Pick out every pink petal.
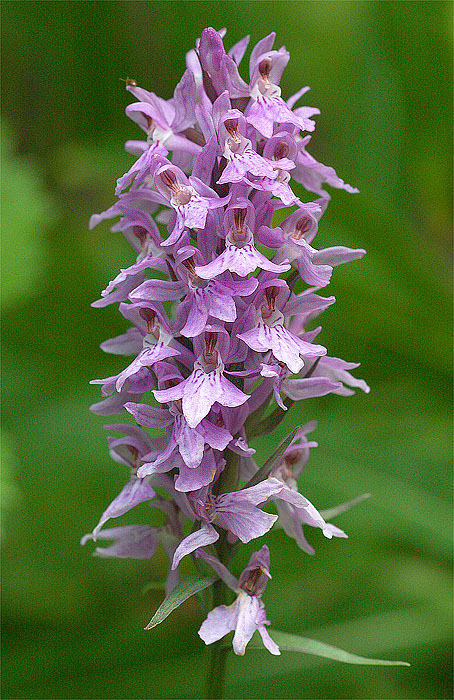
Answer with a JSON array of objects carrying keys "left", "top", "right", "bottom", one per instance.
[
  {"left": 198, "top": 604, "right": 237, "bottom": 645},
  {"left": 171, "top": 522, "right": 219, "bottom": 570}
]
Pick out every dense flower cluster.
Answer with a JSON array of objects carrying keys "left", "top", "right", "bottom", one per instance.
[{"left": 83, "top": 28, "right": 368, "bottom": 656}]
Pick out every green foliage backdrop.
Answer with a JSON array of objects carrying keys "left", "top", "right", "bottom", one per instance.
[{"left": 1, "top": 2, "right": 452, "bottom": 698}]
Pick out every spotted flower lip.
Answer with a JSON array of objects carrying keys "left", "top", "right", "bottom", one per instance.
[
  {"left": 150, "top": 328, "right": 250, "bottom": 430},
  {"left": 86, "top": 26, "right": 368, "bottom": 660},
  {"left": 153, "top": 358, "right": 249, "bottom": 429},
  {"left": 238, "top": 319, "right": 326, "bottom": 375},
  {"left": 194, "top": 240, "right": 290, "bottom": 279}
]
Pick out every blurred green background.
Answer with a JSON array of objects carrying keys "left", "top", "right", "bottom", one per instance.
[{"left": 1, "top": 2, "right": 452, "bottom": 698}]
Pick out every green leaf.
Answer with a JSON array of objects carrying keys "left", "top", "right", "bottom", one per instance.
[
  {"left": 245, "top": 425, "right": 302, "bottom": 489},
  {"left": 144, "top": 574, "right": 217, "bottom": 630},
  {"left": 249, "top": 629, "right": 410, "bottom": 666},
  {"left": 320, "top": 493, "right": 371, "bottom": 521}
]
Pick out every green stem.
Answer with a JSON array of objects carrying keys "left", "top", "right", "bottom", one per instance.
[
  {"left": 204, "top": 449, "right": 239, "bottom": 699},
  {"left": 205, "top": 638, "right": 229, "bottom": 699},
  {"left": 204, "top": 578, "right": 229, "bottom": 699}
]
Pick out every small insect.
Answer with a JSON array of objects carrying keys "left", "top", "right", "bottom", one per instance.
[{"left": 120, "top": 77, "right": 137, "bottom": 87}]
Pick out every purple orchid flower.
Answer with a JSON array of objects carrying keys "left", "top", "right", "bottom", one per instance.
[
  {"left": 172, "top": 244, "right": 258, "bottom": 337},
  {"left": 246, "top": 39, "right": 318, "bottom": 138},
  {"left": 115, "top": 69, "right": 201, "bottom": 194},
  {"left": 270, "top": 427, "right": 348, "bottom": 553},
  {"left": 198, "top": 545, "right": 280, "bottom": 656},
  {"left": 153, "top": 330, "right": 249, "bottom": 428},
  {"left": 217, "top": 110, "right": 294, "bottom": 186},
  {"left": 152, "top": 157, "right": 230, "bottom": 247},
  {"left": 86, "top": 27, "right": 368, "bottom": 670},
  {"left": 237, "top": 282, "right": 327, "bottom": 374},
  {"left": 170, "top": 478, "right": 285, "bottom": 570},
  {"left": 124, "top": 400, "right": 231, "bottom": 471},
  {"left": 194, "top": 200, "right": 290, "bottom": 279},
  {"left": 93, "top": 306, "right": 180, "bottom": 394}
]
